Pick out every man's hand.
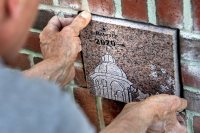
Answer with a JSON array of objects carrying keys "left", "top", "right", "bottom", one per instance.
[
  {"left": 24, "top": 11, "right": 91, "bottom": 86},
  {"left": 101, "top": 94, "right": 187, "bottom": 133}
]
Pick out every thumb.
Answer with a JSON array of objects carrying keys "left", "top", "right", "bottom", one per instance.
[
  {"left": 63, "top": 11, "right": 91, "bottom": 36},
  {"left": 43, "top": 16, "right": 74, "bottom": 33}
]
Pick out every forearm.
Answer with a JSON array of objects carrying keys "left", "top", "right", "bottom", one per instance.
[
  {"left": 101, "top": 119, "right": 148, "bottom": 133},
  {"left": 100, "top": 105, "right": 153, "bottom": 133},
  {"left": 23, "top": 57, "right": 73, "bottom": 85}
]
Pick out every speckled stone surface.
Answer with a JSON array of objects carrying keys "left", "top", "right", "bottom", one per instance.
[{"left": 80, "top": 15, "right": 179, "bottom": 103}]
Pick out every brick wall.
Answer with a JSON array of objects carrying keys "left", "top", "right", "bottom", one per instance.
[{"left": 13, "top": 0, "right": 200, "bottom": 132}]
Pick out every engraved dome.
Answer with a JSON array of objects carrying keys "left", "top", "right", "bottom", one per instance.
[{"left": 94, "top": 54, "right": 127, "bottom": 78}]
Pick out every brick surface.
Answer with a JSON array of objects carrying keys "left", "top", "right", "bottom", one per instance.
[
  {"left": 184, "top": 90, "right": 200, "bottom": 113},
  {"left": 33, "top": 10, "right": 55, "bottom": 30},
  {"left": 76, "top": 52, "right": 83, "bottom": 63},
  {"left": 88, "top": 0, "right": 115, "bottom": 16},
  {"left": 40, "top": 0, "right": 53, "bottom": 5},
  {"left": 74, "top": 66, "right": 87, "bottom": 87},
  {"left": 59, "top": 0, "right": 82, "bottom": 10},
  {"left": 156, "top": 0, "right": 183, "bottom": 28},
  {"left": 192, "top": 0, "right": 200, "bottom": 32},
  {"left": 193, "top": 116, "right": 200, "bottom": 133},
  {"left": 6, "top": 54, "right": 31, "bottom": 70},
  {"left": 24, "top": 32, "right": 41, "bottom": 53},
  {"left": 122, "top": 0, "right": 148, "bottom": 22},
  {"left": 181, "top": 64, "right": 200, "bottom": 89},
  {"left": 74, "top": 88, "right": 125, "bottom": 130},
  {"left": 180, "top": 38, "right": 200, "bottom": 61}
]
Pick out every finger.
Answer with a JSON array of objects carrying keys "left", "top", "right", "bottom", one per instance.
[
  {"left": 63, "top": 11, "right": 91, "bottom": 36},
  {"left": 145, "top": 95, "right": 187, "bottom": 114},
  {"left": 156, "top": 95, "right": 187, "bottom": 112},
  {"left": 57, "top": 17, "right": 74, "bottom": 28},
  {"left": 44, "top": 16, "right": 74, "bottom": 32},
  {"left": 72, "top": 37, "right": 82, "bottom": 53},
  {"left": 171, "top": 98, "right": 187, "bottom": 112}
]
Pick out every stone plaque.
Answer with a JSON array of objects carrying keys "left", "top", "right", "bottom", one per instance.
[{"left": 80, "top": 15, "right": 180, "bottom": 103}]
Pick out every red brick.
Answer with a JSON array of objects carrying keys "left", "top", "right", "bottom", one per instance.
[
  {"left": 76, "top": 53, "right": 83, "bottom": 63},
  {"left": 74, "top": 88, "right": 125, "bottom": 130},
  {"left": 40, "top": 0, "right": 53, "bottom": 5},
  {"left": 74, "top": 65, "right": 87, "bottom": 87},
  {"left": 122, "top": 0, "right": 148, "bottom": 22},
  {"left": 181, "top": 64, "right": 200, "bottom": 89},
  {"left": 156, "top": 0, "right": 183, "bottom": 28},
  {"left": 59, "top": 0, "right": 82, "bottom": 10},
  {"left": 5, "top": 54, "right": 31, "bottom": 70},
  {"left": 180, "top": 38, "right": 200, "bottom": 61},
  {"left": 192, "top": 0, "right": 200, "bottom": 32},
  {"left": 88, "top": 0, "right": 115, "bottom": 16},
  {"left": 33, "top": 10, "right": 55, "bottom": 30},
  {"left": 193, "top": 116, "right": 200, "bottom": 133},
  {"left": 24, "top": 32, "right": 41, "bottom": 53},
  {"left": 184, "top": 90, "right": 200, "bottom": 113}
]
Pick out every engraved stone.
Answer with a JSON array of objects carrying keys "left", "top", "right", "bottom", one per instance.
[{"left": 80, "top": 15, "right": 180, "bottom": 103}]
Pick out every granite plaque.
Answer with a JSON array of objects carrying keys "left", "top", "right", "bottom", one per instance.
[{"left": 80, "top": 15, "right": 180, "bottom": 103}]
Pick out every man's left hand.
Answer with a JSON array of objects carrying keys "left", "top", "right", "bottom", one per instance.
[{"left": 24, "top": 11, "right": 91, "bottom": 87}]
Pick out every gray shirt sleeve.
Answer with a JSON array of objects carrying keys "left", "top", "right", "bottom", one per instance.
[
  {"left": 57, "top": 94, "right": 95, "bottom": 133},
  {"left": 0, "top": 67, "right": 95, "bottom": 133}
]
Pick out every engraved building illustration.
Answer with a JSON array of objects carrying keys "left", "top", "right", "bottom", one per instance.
[{"left": 90, "top": 53, "right": 149, "bottom": 102}]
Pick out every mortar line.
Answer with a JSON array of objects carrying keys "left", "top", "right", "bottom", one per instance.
[
  {"left": 183, "top": 0, "right": 193, "bottom": 31},
  {"left": 95, "top": 97, "right": 105, "bottom": 130},
  {"left": 180, "top": 30, "right": 200, "bottom": 40},
  {"left": 39, "top": 4, "right": 78, "bottom": 16},
  {"left": 186, "top": 110, "right": 194, "bottom": 133},
  {"left": 28, "top": 55, "right": 35, "bottom": 67},
  {"left": 53, "top": 0, "right": 59, "bottom": 6},
  {"left": 81, "top": 0, "right": 90, "bottom": 12},
  {"left": 181, "top": 59, "right": 200, "bottom": 66},
  {"left": 147, "top": 0, "right": 157, "bottom": 25},
  {"left": 20, "top": 49, "right": 43, "bottom": 58},
  {"left": 113, "top": 0, "right": 123, "bottom": 18},
  {"left": 186, "top": 110, "right": 200, "bottom": 133},
  {"left": 74, "top": 62, "right": 83, "bottom": 68},
  {"left": 65, "top": 81, "right": 76, "bottom": 102},
  {"left": 30, "top": 28, "right": 42, "bottom": 33},
  {"left": 184, "top": 86, "right": 200, "bottom": 94}
]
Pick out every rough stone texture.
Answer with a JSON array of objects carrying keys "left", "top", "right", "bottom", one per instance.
[
  {"left": 40, "top": 0, "right": 53, "bottom": 5},
  {"left": 24, "top": 32, "right": 41, "bottom": 53},
  {"left": 59, "top": 0, "right": 82, "bottom": 10},
  {"left": 74, "top": 88, "right": 124, "bottom": 130},
  {"left": 122, "top": 0, "right": 148, "bottom": 22},
  {"left": 33, "top": 10, "right": 55, "bottom": 30},
  {"left": 88, "top": 0, "right": 115, "bottom": 16},
  {"left": 74, "top": 66, "right": 87, "bottom": 87},
  {"left": 184, "top": 90, "right": 200, "bottom": 113},
  {"left": 80, "top": 16, "right": 178, "bottom": 102},
  {"left": 192, "top": 0, "right": 200, "bottom": 32},
  {"left": 180, "top": 38, "right": 200, "bottom": 62},
  {"left": 6, "top": 54, "right": 31, "bottom": 70},
  {"left": 193, "top": 116, "right": 200, "bottom": 133},
  {"left": 181, "top": 64, "right": 200, "bottom": 89},
  {"left": 156, "top": 0, "right": 183, "bottom": 28}
]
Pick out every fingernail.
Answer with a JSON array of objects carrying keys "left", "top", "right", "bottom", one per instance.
[{"left": 80, "top": 11, "right": 91, "bottom": 19}]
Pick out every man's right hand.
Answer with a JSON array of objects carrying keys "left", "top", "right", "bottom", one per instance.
[
  {"left": 101, "top": 94, "right": 187, "bottom": 133},
  {"left": 24, "top": 11, "right": 91, "bottom": 86}
]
